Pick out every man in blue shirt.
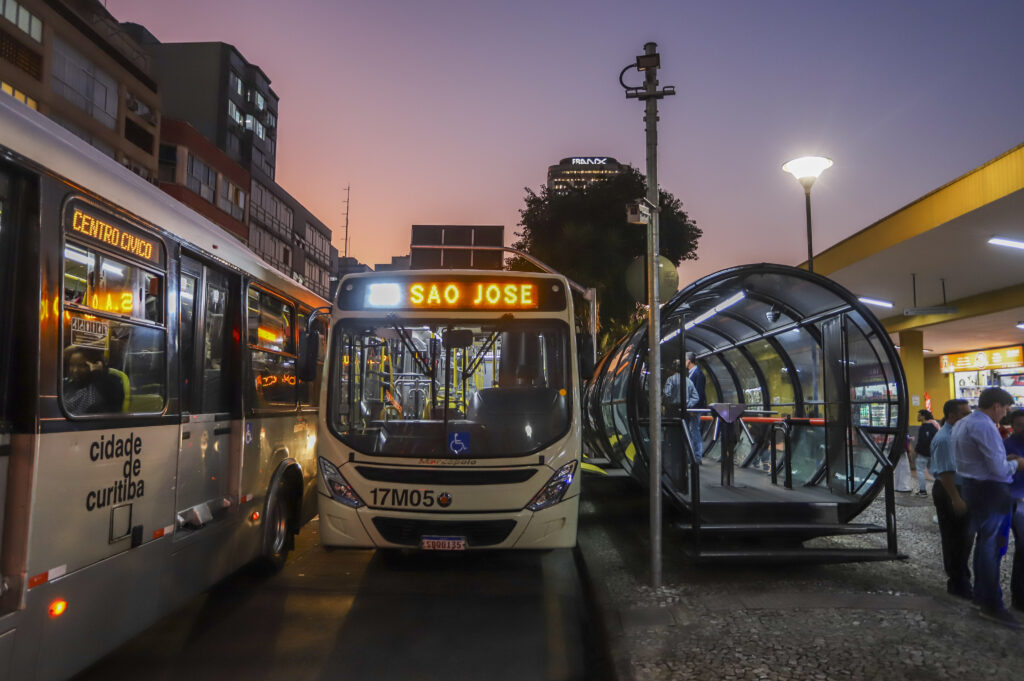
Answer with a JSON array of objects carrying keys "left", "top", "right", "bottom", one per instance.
[
  {"left": 1001, "top": 408, "right": 1024, "bottom": 611},
  {"left": 663, "top": 359, "right": 700, "bottom": 484},
  {"left": 930, "top": 398, "right": 972, "bottom": 599},
  {"left": 955, "top": 387, "right": 1022, "bottom": 628},
  {"left": 685, "top": 352, "right": 707, "bottom": 462}
]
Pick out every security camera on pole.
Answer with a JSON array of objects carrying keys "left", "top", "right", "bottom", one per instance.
[{"left": 621, "top": 42, "right": 675, "bottom": 588}]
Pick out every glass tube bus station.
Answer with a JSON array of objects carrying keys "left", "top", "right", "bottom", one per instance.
[{"left": 584, "top": 263, "right": 909, "bottom": 561}]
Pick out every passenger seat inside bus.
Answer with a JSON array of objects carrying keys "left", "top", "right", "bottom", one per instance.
[{"left": 107, "top": 367, "right": 130, "bottom": 412}]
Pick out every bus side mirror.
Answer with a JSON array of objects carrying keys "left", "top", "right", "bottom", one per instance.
[
  {"left": 297, "top": 328, "right": 321, "bottom": 382},
  {"left": 578, "top": 333, "right": 595, "bottom": 380}
]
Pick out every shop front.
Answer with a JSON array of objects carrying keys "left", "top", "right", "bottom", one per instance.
[{"left": 939, "top": 345, "right": 1024, "bottom": 408}]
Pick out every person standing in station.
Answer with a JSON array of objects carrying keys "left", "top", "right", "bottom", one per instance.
[
  {"left": 685, "top": 352, "right": 706, "bottom": 463},
  {"left": 664, "top": 359, "right": 700, "bottom": 479},
  {"left": 913, "top": 409, "right": 941, "bottom": 497},
  {"left": 955, "top": 387, "right": 1022, "bottom": 628},
  {"left": 930, "top": 399, "right": 972, "bottom": 600},
  {"left": 1000, "top": 408, "right": 1024, "bottom": 612}
]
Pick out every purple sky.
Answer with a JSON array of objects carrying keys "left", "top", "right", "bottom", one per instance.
[{"left": 105, "top": 0, "right": 1024, "bottom": 281}]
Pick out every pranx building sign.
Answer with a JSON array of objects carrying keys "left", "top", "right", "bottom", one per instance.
[{"left": 547, "top": 156, "right": 623, "bottom": 194}]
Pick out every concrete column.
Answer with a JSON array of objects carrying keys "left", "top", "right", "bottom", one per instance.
[
  {"left": 924, "top": 356, "right": 951, "bottom": 410},
  {"left": 899, "top": 329, "right": 925, "bottom": 411}
]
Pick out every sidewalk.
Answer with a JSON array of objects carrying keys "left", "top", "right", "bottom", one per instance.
[{"left": 577, "top": 474, "right": 1024, "bottom": 681}]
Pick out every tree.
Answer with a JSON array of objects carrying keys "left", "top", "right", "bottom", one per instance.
[{"left": 509, "top": 166, "right": 701, "bottom": 350}]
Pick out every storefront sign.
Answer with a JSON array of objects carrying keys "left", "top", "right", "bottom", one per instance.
[{"left": 939, "top": 345, "right": 1024, "bottom": 373}]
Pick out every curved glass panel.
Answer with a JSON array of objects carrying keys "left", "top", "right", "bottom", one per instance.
[
  {"left": 746, "top": 338, "right": 795, "bottom": 415},
  {"left": 774, "top": 327, "right": 822, "bottom": 415},
  {"left": 701, "top": 353, "right": 737, "bottom": 402}
]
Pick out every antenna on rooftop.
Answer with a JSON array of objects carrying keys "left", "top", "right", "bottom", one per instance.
[{"left": 342, "top": 185, "right": 351, "bottom": 258}]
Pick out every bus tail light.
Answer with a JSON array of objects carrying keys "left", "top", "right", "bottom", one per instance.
[
  {"left": 49, "top": 600, "right": 67, "bottom": 618},
  {"left": 527, "top": 461, "right": 577, "bottom": 511},
  {"left": 318, "top": 457, "right": 365, "bottom": 508}
]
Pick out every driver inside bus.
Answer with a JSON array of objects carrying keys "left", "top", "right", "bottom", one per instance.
[{"left": 64, "top": 347, "right": 124, "bottom": 414}]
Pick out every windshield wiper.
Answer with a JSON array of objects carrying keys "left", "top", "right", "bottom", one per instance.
[
  {"left": 464, "top": 330, "right": 500, "bottom": 381},
  {"left": 385, "top": 314, "right": 434, "bottom": 379},
  {"left": 462, "top": 314, "right": 512, "bottom": 381}
]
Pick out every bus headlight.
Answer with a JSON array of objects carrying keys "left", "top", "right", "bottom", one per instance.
[
  {"left": 527, "top": 461, "right": 577, "bottom": 511},
  {"left": 318, "top": 457, "right": 365, "bottom": 508}
]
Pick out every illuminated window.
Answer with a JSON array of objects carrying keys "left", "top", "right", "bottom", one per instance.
[
  {"left": 61, "top": 236, "right": 167, "bottom": 416},
  {"left": 229, "top": 71, "right": 243, "bottom": 96},
  {"left": 0, "top": 80, "right": 36, "bottom": 109},
  {"left": 218, "top": 179, "right": 246, "bottom": 221},
  {"left": 227, "top": 99, "right": 243, "bottom": 127},
  {"left": 247, "top": 286, "right": 296, "bottom": 409}
]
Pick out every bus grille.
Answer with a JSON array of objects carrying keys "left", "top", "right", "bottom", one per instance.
[
  {"left": 372, "top": 517, "right": 518, "bottom": 547},
  {"left": 356, "top": 466, "right": 537, "bottom": 485}
]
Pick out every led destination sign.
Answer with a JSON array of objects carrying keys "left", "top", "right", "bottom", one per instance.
[
  {"left": 338, "top": 275, "right": 566, "bottom": 312},
  {"left": 66, "top": 204, "right": 163, "bottom": 267},
  {"left": 408, "top": 281, "right": 535, "bottom": 308}
]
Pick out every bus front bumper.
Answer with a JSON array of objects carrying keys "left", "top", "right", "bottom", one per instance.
[{"left": 318, "top": 493, "right": 579, "bottom": 550}]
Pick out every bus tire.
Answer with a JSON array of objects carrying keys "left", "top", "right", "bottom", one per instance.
[{"left": 260, "top": 482, "right": 294, "bottom": 572}]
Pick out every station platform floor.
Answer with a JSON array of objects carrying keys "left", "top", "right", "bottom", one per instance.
[{"left": 576, "top": 473, "right": 1024, "bottom": 681}]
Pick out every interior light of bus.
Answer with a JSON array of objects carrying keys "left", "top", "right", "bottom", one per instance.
[
  {"left": 101, "top": 262, "right": 124, "bottom": 276},
  {"left": 366, "top": 282, "right": 401, "bottom": 307},
  {"left": 64, "top": 246, "right": 92, "bottom": 265},
  {"left": 49, "top": 599, "right": 67, "bottom": 618},
  {"left": 257, "top": 327, "right": 281, "bottom": 344}
]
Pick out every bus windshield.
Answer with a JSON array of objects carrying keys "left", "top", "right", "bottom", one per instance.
[{"left": 328, "top": 318, "right": 572, "bottom": 458}]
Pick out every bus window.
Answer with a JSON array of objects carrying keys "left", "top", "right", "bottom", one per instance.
[
  {"left": 63, "top": 243, "right": 92, "bottom": 305},
  {"left": 61, "top": 314, "right": 166, "bottom": 415},
  {"left": 61, "top": 240, "right": 167, "bottom": 416},
  {"left": 202, "top": 279, "right": 230, "bottom": 412},
  {"left": 248, "top": 286, "right": 296, "bottom": 409},
  {"left": 63, "top": 243, "right": 164, "bottom": 322}
]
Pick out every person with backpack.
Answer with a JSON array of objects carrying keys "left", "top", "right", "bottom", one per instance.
[{"left": 913, "top": 409, "right": 941, "bottom": 497}]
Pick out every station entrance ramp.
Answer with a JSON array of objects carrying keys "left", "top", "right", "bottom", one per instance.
[{"left": 583, "top": 263, "right": 908, "bottom": 562}]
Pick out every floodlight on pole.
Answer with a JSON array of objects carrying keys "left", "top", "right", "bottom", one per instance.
[{"left": 782, "top": 155, "right": 833, "bottom": 273}]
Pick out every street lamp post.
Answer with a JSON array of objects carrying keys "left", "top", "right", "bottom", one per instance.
[
  {"left": 782, "top": 156, "right": 833, "bottom": 273},
  {"left": 621, "top": 42, "right": 675, "bottom": 588}
]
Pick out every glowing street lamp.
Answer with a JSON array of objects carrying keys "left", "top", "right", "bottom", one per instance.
[{"left": 782, "top": 155, "right": 833, "bottom": 273}]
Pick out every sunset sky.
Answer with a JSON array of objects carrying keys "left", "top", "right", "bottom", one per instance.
[{"left": 105, "top": 0, "right": 1024, "bottom": 282}]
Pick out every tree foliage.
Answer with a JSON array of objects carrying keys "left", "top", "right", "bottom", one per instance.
[{"left": 509, "top": 166, "right": 701, "bottom": 349}]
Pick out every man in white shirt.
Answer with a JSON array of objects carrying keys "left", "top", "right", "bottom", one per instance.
[{"left": 954, "top": 387, "right": 1022, "bottom": 628}]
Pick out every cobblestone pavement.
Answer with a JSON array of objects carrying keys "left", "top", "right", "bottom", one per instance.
[{"left": 577, "top": 473, "right": 1024, "bottom": 681}]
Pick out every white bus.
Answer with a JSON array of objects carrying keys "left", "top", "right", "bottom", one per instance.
[
  {"left": 307, "top": 271, "right": 583, "bottom": 550},
  {"left": 0, "top": 97, "right": 325, "bottom": 680}
]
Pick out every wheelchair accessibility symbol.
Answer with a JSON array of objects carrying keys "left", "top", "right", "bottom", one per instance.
[{"left": 448, "top": 432, "right": 470, "bottom": 456}]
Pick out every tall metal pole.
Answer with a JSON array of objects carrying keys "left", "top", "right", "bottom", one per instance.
[
  {"left": 803, "top": 186, "right": 813, "bottom": 273},
  {"left": 623, "top": 42, "right": 674, "bottom": 588},
  {"left": 642, "top": 42, "right": 664, "bottom": 589}
]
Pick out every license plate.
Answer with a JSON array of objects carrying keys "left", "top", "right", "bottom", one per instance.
[{"left": 420, "top": 535, "right": 466, "bottom": 551}]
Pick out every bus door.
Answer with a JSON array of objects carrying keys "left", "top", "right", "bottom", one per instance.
[{"left": 177, "top": 256, "right": 240, "bottom": 531}]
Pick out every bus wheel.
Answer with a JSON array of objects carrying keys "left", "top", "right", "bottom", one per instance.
[{"left": 261, "top": 483, "right": 293, "bottom": 572}]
